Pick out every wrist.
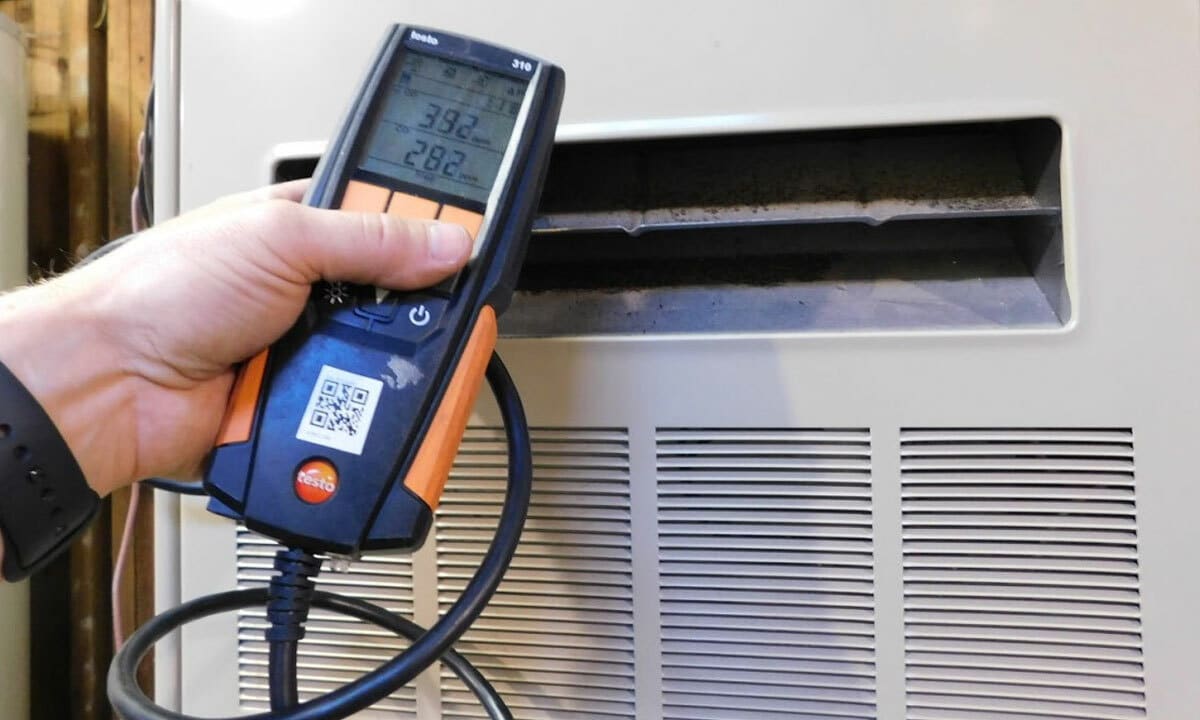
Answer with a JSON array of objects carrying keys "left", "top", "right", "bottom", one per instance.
[{"left": 0, "top": 278, "right": 136, "bottom": 496}]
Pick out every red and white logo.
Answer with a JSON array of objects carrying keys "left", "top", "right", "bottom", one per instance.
[{"left": 295, "top": 459, "right": 338, "bottom": 504}]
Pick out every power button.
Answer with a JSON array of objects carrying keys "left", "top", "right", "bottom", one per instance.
[
  {"left": 408, "top": 305, "right": 432, "bottom": 327},
  {"left": 373, "top": 295, "right": 448, "bottom": 345}
]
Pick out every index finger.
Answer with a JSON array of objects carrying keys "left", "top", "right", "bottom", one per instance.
[
  {"left": 253, "top": 179, "right": 311, "bottom": 203},
  {"left": 162, "top": 180, "right": 315, "bottom": 230}
]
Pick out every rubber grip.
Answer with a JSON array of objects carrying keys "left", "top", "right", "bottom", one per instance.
[
  {"left": 403, "top": 306, "right": 498, "bottom": 509},
  {"left": 215, "top": 350, "right": 269, "bottom": 446}
]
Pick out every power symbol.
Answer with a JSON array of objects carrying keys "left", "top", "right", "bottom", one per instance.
[{"left": 408, "top": 305, "right": 431, "bottom": 327}]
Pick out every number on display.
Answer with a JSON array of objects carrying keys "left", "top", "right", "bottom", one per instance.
[
  {"left": 418, "top": 103, "right": 481, "bottom": 140},
  {"left": 403, "top": 140, "right": 467, "bottom": 178}
]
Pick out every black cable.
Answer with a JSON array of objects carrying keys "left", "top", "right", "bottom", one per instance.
[
  {"left": 268, "top": 641, "right": 299, "bottom": 711},
  {"left": 141, "top": 477, "right": 208, "bottom": 496},
  {"left": 315, "top": 593, "right": 511, "bottom": 720},
  {"left": 141, "top": 85, "right": 155, "bottom": 222},
  {"left": 265, "top": 549, "right": 321, "bottom": 711},
  {"left": 107, "top": 587, "right": 513, "bottom": 719},
  {"left": 266, "top": 554, "right": 316, "bottom": 710},
  {"left": 109, "top": 352, "right": 532, "bottom": 720}
]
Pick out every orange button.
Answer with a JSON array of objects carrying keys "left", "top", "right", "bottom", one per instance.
[
  {"left": 437, "top": 205, "right": 485, "bottom": 241},
  {"left": 294, "top": 459, "right": 339, "bottom": 504},
  {"left": 387, "top": 192, "right": 439, "bottom": 220},
  {"left": 340, "top": 180, "right": 390, "bottom": 212}
]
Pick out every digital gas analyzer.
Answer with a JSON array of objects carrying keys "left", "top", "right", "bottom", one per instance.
[{"left": 108, "top": 25, "right": 564, "bottom": 720}]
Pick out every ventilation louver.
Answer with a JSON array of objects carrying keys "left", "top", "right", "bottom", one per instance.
[
  {"left": 656, "top": 428, "right": 877, "bottom": 720},
  {"left": 437, "top": 427, "right": 636, "bottom": 720},
  {"left": 901, "top": 428, "right": 1146, "bottom": 720}
]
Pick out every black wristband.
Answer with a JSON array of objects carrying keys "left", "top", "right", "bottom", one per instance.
[{"left": 0, "top": 359, "right": 99, "bottom": 582}]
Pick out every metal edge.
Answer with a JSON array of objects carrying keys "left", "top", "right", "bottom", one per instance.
[{"left": 152, "top": 0, "right": 183, "bottom": 711}]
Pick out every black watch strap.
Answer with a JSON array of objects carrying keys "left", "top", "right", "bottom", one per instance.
[{"left": 0, "top": 359, "right": 100, "bottom": 581}]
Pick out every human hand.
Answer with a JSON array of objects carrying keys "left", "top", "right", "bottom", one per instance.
[{"left": 0, "top": 181, "right": 471, "bottom": 496}]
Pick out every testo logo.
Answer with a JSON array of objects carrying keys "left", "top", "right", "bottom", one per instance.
[
  {"left": 295, "top": 459, "right": 339, "bottom": 504},
  {"left": 410, "top": 30, "right": 439, "bottom": 46}
]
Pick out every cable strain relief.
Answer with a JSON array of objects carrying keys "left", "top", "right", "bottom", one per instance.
[{"left": 265, "top": 547, "right": 322, "bottom": 643}]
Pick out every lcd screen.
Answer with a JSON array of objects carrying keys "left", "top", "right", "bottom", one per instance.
[{"left": 359, "top": 52, "right": 530, "bottom": 204}]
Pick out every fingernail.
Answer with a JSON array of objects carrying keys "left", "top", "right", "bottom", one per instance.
[{"left": 429, "top": 224, "right": 471, "bottom": 264}]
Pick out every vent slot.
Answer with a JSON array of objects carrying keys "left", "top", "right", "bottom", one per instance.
[
  {"left": 518, "top": 119, "right": 1064, "bottom": 336},
  {"left": 235, "top": 529, "right": 417, "bottom": 717},
  {"left": 535, "top": 122, "right": 1060, "bottom": 234},
  {"left": 436, "top": 427, "right": 635, "bottom": 720},
  {"left": 901, "top": 428, "right": 1146, "bottom": 720},
  {"left": 656, "top": 428, "right": 876, "bottom": 720},
  {"left": 274, "top": 118, "right": 1066, "bottom": 336}
]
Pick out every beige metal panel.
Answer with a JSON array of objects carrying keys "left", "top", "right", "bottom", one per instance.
[
  {"left": 169, "top": 1, "right": 1200, "bottom": 718},
  {"left": 177, "top": 496, "right": 240, "bottom": 716},
  {"left": 0, "top": 10, "right": 29, "bottom": 720},
  {"left": 152, "top": 0, "right": 183, "bottom": 709}
]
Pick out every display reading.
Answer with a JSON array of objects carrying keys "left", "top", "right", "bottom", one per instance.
[{"left": 359, "top": 52, "right": 530, "bottom": 204}]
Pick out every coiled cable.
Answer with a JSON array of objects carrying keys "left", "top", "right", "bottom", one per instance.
[{"left": 108, "top": 353, "right": 530, "bottom": 719}]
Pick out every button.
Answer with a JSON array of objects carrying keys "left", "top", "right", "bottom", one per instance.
[
  {"left": 373, "top": 295, "right": 448, "bottom": 345},
  {"left": 294, "top": 459, "right": 339, "bottom": 504},
  {"left": 354, "top": 287, "right": 400, "bottom": 321},
  {"left": 317, "top": 283, "right": 370, "bottom": 330},
  {"left": 409, "top": 305, "right": 432, "bottom": 326},
  {"left": 437, "top": 205, "right": 485, "bottom": 243},
  {"left": 324, "top": 302, "right": 372, "bottom": 331},
  {"left": 340, "top": 180, "right": 390, "bottom": 212},
  {"left": 387, "top": 192, "right": 439, "bottom": 219}
]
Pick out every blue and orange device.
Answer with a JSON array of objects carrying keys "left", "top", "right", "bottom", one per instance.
[{"left": 203, "top": 26, "right": 564, "bottom": 556}]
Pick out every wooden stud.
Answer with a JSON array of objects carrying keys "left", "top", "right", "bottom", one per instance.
[
  {"left": 66, "top": 0, "right": 114, "bottom": 711},
  {"left": 105, "top": 0, "right": 155, "bottom": 698},
  {"left": 6, "top": 1, "right": 157, "bottom": 713}
]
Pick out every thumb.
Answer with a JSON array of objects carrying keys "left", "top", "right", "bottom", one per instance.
[{"left": 249, "top": 200, "right": 473, "bottom": 289}]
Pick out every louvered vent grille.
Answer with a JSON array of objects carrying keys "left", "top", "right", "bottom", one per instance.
[
  {"left": 656, "top": 428, "right": 877, "bottom": 720},
  {"left": 901, "top": 428, "right": 1145, "bottom": 720},
  {"left": 437, "top": 427, "right": 635, "bottom": 720},
  {"left": 236, "top": 528, "right": 417, "bottom": 717}
]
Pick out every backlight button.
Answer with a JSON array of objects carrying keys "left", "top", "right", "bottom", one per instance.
[{"left": 354, "top": 288, "right": 401, "bottom": 321}]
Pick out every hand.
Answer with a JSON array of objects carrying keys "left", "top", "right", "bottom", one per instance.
[{"left": 0, "top": 181, "right": 471, "bottom": 496}]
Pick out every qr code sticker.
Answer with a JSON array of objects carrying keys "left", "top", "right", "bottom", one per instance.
[{"left": 295, "top": 365, "right": 384, "bottom": 455}]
